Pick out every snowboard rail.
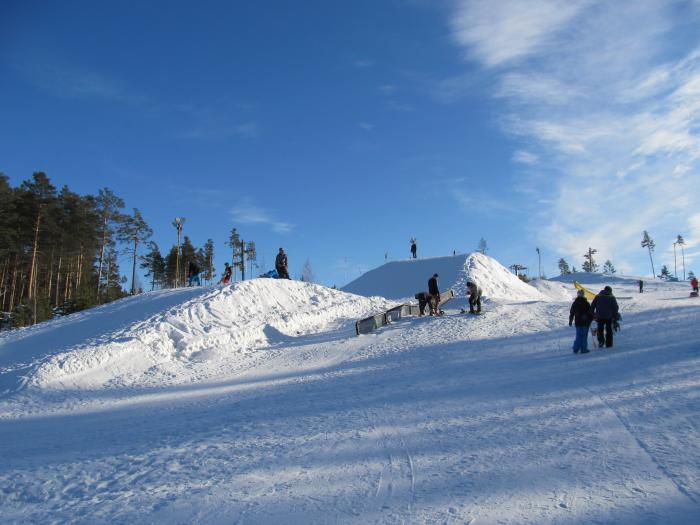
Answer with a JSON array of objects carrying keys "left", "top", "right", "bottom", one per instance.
[{"left": 355, "top": 289, "right": 454, "bottom": 335}]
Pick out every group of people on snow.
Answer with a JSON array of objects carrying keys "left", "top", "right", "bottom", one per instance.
[
  {"left": 569, "top": 285, "right": 620, "bottom": 353},
  {"left": 415, "top": 274, "right": 482, "bottom": 317},
  {"left": 216, "top": 247, "right": 291, "bottom": 285}
]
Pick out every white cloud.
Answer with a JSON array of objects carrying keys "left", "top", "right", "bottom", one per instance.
[
  {"left": 512, "top": 150, "right": 539, "bottom": 165},
  {"left": 446, "top": 1, "right": 700, "bottom": 273},
  {"left": 230, "top": 202, "right": 294, "bottom": 233},
  {"left": 357, "top": 122, "right": 374, "bottom": 132}
]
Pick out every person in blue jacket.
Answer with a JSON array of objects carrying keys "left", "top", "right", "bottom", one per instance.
[{"left": 569, "top": 289, "right": 593, "bottom": 353}]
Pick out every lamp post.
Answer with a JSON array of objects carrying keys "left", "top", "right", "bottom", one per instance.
[
  {"left": 172, "top": 217, "right": 186, "bottom": 287},
  {"left": 536, "top": 247, "right": 542, "bottom": 279}
]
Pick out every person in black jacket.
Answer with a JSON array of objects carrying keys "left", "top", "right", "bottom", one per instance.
[
  {"left": 428, "top": 273, "right": 440, "bottom": 315},
  {"left": 275, "top": 248, "right": 290, "bottom": 279},
  {"left": 466, "top": 281, "right": 482, "bottom": 314},
  {"left": 590, "top": 285, "right": 620, "bottom": 348},
  {"left": 415, "top": 291, "right": 429, "bottom": 316},
  {"left": 569, "top": 289, "right": 593, "bottom": 353}
]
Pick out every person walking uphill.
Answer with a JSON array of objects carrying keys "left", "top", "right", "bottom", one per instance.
[
  {"left": 275, "top": 247, "right": 291, "bottom": 279},
  {"left": 569, "top": 289, "right": 593, "bottom": 353},
  {"left": 591, "top": 285, "right": 620, "bottom": 348},
  {"left": 428, "top": 273, "right": 440, "bottom": 315}
]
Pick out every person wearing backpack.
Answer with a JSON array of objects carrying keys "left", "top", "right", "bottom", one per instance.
[
  {"left": 591, "top": 285, "right": 620, "bottom": 348},
  {"left": 569, "top": 289, "right": 593, "bottom": 354}
]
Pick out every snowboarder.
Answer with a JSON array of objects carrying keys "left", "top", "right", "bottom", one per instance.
[
  {"left": 220, "top": 262, "right": 232, "bottom": 284},
  {"left": 638, "top": 279, "right": 643, "bottom": 293},
  {"left": 410, "top": 238, "right": 417, "bottom": 259},
  {"left": 428, "top": 273, "right": 440, "bottom": 315},
  {"left": 691, "top": 276, "right": 699, "bottom": 293},
  {"left": 275, "top": 247, "right": 290, "bottom": 279},
  {"left": 590, "top": 285, "right": 620, "bottom": 348},
  {"left": 466, "top": 281, "right": 482, "bottom": 314},
  {"left": 569, "top": 289, "right": 593, "bottom": 354},
  {"left": 414, "top": 291, "right": 430, "bottom": 316},
  {"left": 187, "top": 261, "right": 201, "bottom": 287}
]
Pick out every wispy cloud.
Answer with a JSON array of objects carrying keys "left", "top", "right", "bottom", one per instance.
[
  {"left": 353, "top": 59, "right": 374, "bottom": 68},
  {"left": 230, "top": 201, "right": 294, "bottom": 233},
  {"left": 357, "top": 122, "right": 374, "bottom": 132},
  {"left": 446, "top": 1, "right": 700, "bottom": 272}
]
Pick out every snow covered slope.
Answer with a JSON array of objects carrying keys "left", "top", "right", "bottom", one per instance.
[
  {"left": 1, "top": 274, "right": 699, "bottom": 524},
  {"left": 0, "top": 280, "right": 394, "bottom": 393},
  {"left": 343, "top": 252, "right": 545, "bottom": 301}
]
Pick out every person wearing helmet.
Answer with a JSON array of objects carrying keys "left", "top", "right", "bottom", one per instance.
[
  {"left": 428, "top": 273, "right": 440, "bottom": 315},
  {"left": 590, "top": 285, "right": 620, "bottom": 348},
  {"left": 220, "top": 262, "right": 232, "bottom": 284},
  {"left": 569, "top": 289, "right": 593, "bottom": 353},
  {"left": 275, "top": 247, "right": 290, "bottom": 279},
  {"left": 466, "top": 281, "right": 482, "bottom": 314}
]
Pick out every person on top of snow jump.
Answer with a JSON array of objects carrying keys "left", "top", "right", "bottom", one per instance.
[
  {"left": 638, "top": 279, "right": 644, "bottom": 293},
  {"left": 275, "top": 247, "right": 291, "bottom": 280},
  {"left": 428, "top": 273, "right": 440, "bottom": 315},
  {"left": 220, "top": 262, "right": 232, "bottom": 284},
  {"left": 410, "top": 238, "right": 417, "bottom": 259},
  {"left": 590, "top": 285, "right": 620, "bottom": 348},
  {"left": 466, "top": 281, "right": 482, "bottom": 314},
  {"left": 187, "top": 260, "right": 201, "bottom": 287},
  {"left": 569, "top": 289, "right": 593, "bottom": 354}
]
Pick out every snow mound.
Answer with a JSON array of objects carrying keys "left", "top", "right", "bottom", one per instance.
[
  {"left": 27, "top": 280, "right": 395, "bottom": 391},
  {"left": 456, "top": 252, "right": 545, "bottom": 302},
  {"left": 529, "top": 279, "right": 574, "bottom": 301},
  {"left": 342, "top": 254, "right": 471, "bottom": 300},
  {"left": 343, "top": 252, "right": 546, "bottom": 302}
]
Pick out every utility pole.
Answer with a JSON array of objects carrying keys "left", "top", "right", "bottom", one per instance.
[
  {"left": 536, "top": 247, "right": 541, "bottom": 279},
  {"left": 172, "top": 217, "right": 185, "bottom": 287},
  {"left": 673, "top": 240, "right": 678, "bottom": 278}
]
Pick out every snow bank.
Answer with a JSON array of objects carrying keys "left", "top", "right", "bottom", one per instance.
[
  {"left": 456, "top": 252, "right": 545, "bottom": 301},
  {"left": 27, "top": 280, "right": 395, "bottom": 391},
  {"left": 529, "top": 279, "right": 574, "bottom": 301},
  {"left": 343, "top": 252, "right": 545, "bottom": 302}
]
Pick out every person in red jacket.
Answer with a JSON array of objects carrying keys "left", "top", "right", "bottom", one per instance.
[{"left": 691, "top": 276, "right": 699, "bottom": 293}]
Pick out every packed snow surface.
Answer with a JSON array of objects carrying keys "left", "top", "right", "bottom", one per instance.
[
  {"left": 343, "top": 252, "right": 545, "bottom": 302},
  {"left": 1, "top": 269, "right": 699, "bottom": 524}
]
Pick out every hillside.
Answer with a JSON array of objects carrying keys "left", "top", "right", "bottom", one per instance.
[{"left": 1, "top": 274, "right": 699, "bottom": 523}]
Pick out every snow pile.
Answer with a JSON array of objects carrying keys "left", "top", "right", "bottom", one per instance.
[
  {"left": 343, "top": 252, "right": 545, "bottom": 302},
  {"left": 26, "top": 280, "right": 394, "bottom": 391},
  {"left": 529, "top": 279, "right": 574, "bottom": 301},
  {"left": 342, "top": 254, "right": 471, "bottom": 300},
  {"left": 455, "top": 252, "right": 545, "bottom": 301}
]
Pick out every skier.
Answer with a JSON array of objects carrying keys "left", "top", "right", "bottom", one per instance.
[
  {"left": 590, "top": 285, "right": 620, "bottom": 348},
  {"left": 410, "top": 238, "right": 417, "bottom": 259},
  {"left": 220, "top": 262, "right": 232, "bottom": 284},
  {"left": 275, "top": 247, "right": 290, "bottom": 279},
  {"left": 569, "top": 289, "right": 593, "bottom": 354},
  {"left": 691, "top": 276, "right": 699, "bottom": 294},
  {"left": 428, "top": 273, "right": 440, "bottom": 315},
  {"left": 187, "top": 261, "right": 201, "bottom": 287},
  {"left": 638, "top": 279, "right": 643, "bottom": 293},
  {"left": 466, "top": 281, "right": 482, "bottom": 314}
]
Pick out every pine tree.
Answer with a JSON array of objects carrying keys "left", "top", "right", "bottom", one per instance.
[
  {"left": 658, "top": 265, "right": 670, "bottom": 280},
  {"left": 603, "top": 260, "right": 616, "bottom": 274},
  {"left": 203, "top": 239, "right": 215, "bottom": 284},
  {"left": 558, "top": 258, "right": 571, "bottom": 275},
  {"left": 94, "top": 188, "right": 125, "bottom": 298},
  {"left": 641, "top": 231, "right": 656, "bottom": 278},
  {"left": 688, "top": 270, "right": 696, "bottom": 281},
  {"left": 117, "top": 208, "right": 153, "bottom": 295},
  {"left": 140, "top": 241, "right": 166, "bottom": 291},
  {"left": 582, "top": 247, "right": 598, "bottom": 273},
  {"left": 301, "top": 259, "right": 315, "bottom": 283}
]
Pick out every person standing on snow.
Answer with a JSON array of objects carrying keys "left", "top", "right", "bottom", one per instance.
[
  {"left": 591, "top": 285, "right": 620, "bottom": 348},
  {"left": 569, "top": 289, "right": 593, "bottom": 353},
  {"left": 691, "top": 276, "right": 699, "bottom": 293},
  {"left": 220, "top": 262, "right": 232, "bottom": 284},
  {"left": 187, "top": 261, "right": 201, "bottom": 287},
  {"left": 410, "top": 238, "right": 417, "bottom": 259},
  {"left": 466, "top": 281, "right": 482, "bottom": 314},
  {"left": 638, "top": 279, "right": 644, "bottom": 293},
  {"left": 275, "top": 247, "right": 290, "bottom": 279},
  {"left": 428, "top": 273, "right": 440, "bottom": 315}
]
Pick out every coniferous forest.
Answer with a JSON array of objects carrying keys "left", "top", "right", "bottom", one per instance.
[{"left": 0, "top": 172, "right": 215, "bottom": 329}]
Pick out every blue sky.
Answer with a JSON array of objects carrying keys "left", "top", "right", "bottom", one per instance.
[{"left": 2, "top": 0, "right": 700, "bottom": 287}]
